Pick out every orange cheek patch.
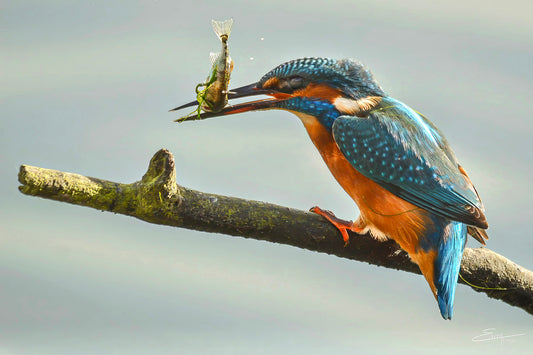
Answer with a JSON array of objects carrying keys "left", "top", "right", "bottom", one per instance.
[
  {"left": 272, "top": 92, "right": 292, "bottom": 99},
  {"left": 262, "top": 77, "right": 279, "bottom": 89},
  {"left": 296, "top": 83, "right": 342, "bottom": 101},
  {"left": 262, "top": 77, "right": 292, "bottom": 99}
]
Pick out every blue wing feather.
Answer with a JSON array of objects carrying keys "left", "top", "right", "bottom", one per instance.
[{"left": 332, "top": 97, "right": 486, "bottom": 228}]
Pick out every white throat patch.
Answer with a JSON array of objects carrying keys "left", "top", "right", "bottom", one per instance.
[{"left": 333, "top": 96, "right": 382, "bottom": 116}]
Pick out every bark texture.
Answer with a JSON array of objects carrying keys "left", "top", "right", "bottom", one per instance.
[{"left": 18, "top": 149, "right": 533, "bottom": 315}]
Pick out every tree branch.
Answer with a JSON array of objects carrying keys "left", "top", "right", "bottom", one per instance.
[{"left": 18, "top": 149, "right": 533, "bottom": 315}]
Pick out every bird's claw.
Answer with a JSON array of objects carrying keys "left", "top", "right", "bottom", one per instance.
[{"left": 310, "top": 206, "right": 353, "bottom": 247}]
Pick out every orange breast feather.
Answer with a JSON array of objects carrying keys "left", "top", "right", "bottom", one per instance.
[
  {"left": 295, "top": 112, "right": 432, "bottom": 255},
  {"left": 295, "top": 112, "right": 439, "bottom": 297}
]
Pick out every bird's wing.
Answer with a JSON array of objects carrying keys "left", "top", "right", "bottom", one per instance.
[{"left": 332, "top": 97, "right": 487, "bottom": 228}]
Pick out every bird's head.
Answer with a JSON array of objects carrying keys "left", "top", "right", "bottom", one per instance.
[{"left": 172, "top": 57, "right": 386, "bottom": 130}]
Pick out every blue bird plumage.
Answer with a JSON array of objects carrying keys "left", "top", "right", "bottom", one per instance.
[
  {"left": 433, "top": 218, "right": 467, "bottom": 319},
  {"left": 259, "top": 58, "right": 385, "bottom": 100},
  {"left": 277, "top": 97, "right": 340, "bottom": 129},
  {"left": 331, "top": 96, "right": 483, "bottom": 319},
  {"left": 333, "top": 97, "right": 485, "bottom": 227},
  {"left": 173, "top": 57, "right": 489, "bottom": 319}
]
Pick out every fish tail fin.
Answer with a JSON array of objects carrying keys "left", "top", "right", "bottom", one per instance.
[{"left": 212, "top": 18, "right": 233, "bottom": 40}]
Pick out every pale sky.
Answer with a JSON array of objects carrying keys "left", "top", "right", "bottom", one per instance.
[{"left": 2, "top": 0, "right": 532, "bottom": 353}]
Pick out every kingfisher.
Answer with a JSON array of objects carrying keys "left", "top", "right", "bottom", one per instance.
[{"left": 171, "top": 57, "right": 489, "bottom": 319}]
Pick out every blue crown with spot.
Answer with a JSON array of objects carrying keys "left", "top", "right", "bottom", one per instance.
[{"left": 259, "top": 57, "right": 386, "bottom": 99}]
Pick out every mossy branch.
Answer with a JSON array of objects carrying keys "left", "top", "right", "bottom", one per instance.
[{"left": 18, "top": 149, "right": 533, "bottom": 316}]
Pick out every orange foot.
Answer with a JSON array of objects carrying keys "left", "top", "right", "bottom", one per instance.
[{"left": 310, "top": 206, "right": 365, "bottom": 247}]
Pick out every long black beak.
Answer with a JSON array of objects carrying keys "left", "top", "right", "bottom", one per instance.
[{"left": 169, "top": 83, "right": 283, "bottom": 122}]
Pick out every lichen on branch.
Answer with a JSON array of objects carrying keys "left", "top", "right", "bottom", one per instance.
[{"left": 18, "top": 149, "right": 533, "bottom": 316}]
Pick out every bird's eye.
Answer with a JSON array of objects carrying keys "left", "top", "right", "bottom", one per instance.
[
  {"left": 288, "top": 76, "right": 304, "bottom": 89},
  {"left": 277, "top": 80, "right": 292, "bottom": 93},
  {"left": 276, "top": 76, "right": 306, "bottom": 93}
]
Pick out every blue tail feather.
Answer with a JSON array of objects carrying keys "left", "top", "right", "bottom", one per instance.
[
  {"left": 420, "top": 217, "right": 467, "bottom": 319},
  {"left": 435, "top": 220, "right": 467, "bottom": 319}
]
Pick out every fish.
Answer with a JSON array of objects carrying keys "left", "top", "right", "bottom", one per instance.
[{"left": 172, "top": 19, "right": 234, "bottom": 121}]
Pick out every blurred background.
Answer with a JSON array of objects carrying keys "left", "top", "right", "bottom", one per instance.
[{"left": 2, "top": 0, "right": 532, "bottom": 353}]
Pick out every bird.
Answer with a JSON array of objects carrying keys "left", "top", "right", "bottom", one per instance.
[{"left": 171, "top": 57, "right": 489, "bottom": 319}]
